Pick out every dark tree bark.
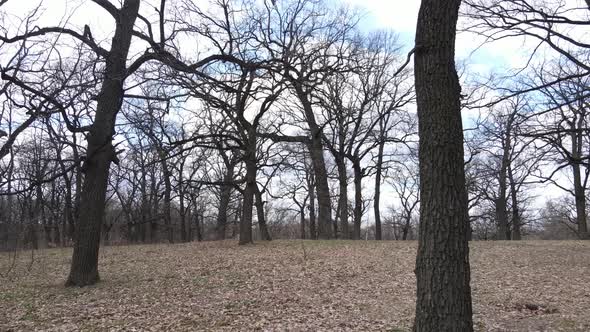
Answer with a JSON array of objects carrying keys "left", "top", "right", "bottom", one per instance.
[
  {"left": 195, "top": 207, "right": 203, "bottom": 242},
  {"left": 495, "top": 145, "right": 510, "bottom": 240},
  {"left": 307, "top": 168, "right": 317, "bottom": 240},
  {"left": 508, "top": 164, "right": 522, "bottom": 240},
  {"left": 178, "top": 160, "right": 188, "bottom": 243},
  {"left": 240, "top": 138, "right": 257, "bottom": 245},
  {"left": 217, "top": 155, "right": 236, "bottom": 240},
  {"left": 295, "top": 91, "right": 332, "bottom": 239},
  {"left": 160, "top": 157, "right": 173, "bottom": 243},
  {"left": 66, "top": 0, "right": 140, "bottom": 287},
  {"left": 374, "top": 139, "right": 385, "bottom": 240},
  {"left": 336, "top": 157, "right": 349, "bottom": 239},
  {"left": 352, "top": 160, "right": 363, "bottom": 240},
  {"left": 413, "top": 0, "right": 474, "bottom": 330},
  {"left": 300, "top": 205, "right": 306, "bottom": 240},
  {"left": 255, "top": 185, "right": 272, "bottom": 241},
  {"left": 571, "top": 118, "right": 589, "bottom": 239}
]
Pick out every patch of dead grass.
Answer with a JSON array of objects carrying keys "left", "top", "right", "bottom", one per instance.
[{"left": 1, "top": 240, "right": 589, "bottom": 331}]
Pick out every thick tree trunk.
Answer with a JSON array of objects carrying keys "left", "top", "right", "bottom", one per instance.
[
  {"left": 336, "top": 159, "right": 349, "bottom": 239},
  {"left": 160, "top": 158, "right": 173, "bottom": 243},
  {"left": 216, "top": 162, "right": 235, "bottom": 240},
  {"left": 402, "top": 216, "right": 411, "bottom": 240},
  {"left": 66, "top": 0, "right": 140, "bottom": 287},
  {"left": 309, "top": 182, "right": 317, "bottom": 240},
  {"left": 571, "top": 125, "right": 589, "bottom": 239},
  {"left": 36, "top": 182, "right": 50, "bottom": 246},
  {"left": 495, "top": 195, "right": 509, "bottom": 240},
  {"left": 295, "top": 91, "right": 332, "bottom": 239},
  {"left": 495, "top": 131, "right": 511, "bottom": 240},
  {"left": 413, "top": 0, "right": 474, "bottom": 330},
  {"left": 352, "top": 160, "right": 362, "bottom": 240},
  {"left": 179, "top": 194, "right": 187, "bottom": 243},
  {"left": 233, "top": 198, "right": 241, "bottom": 238},
  {"left": 239, "top": 137, "right": 257, "bottom": 245},
  {"left": 308, "top": 138, "right": 333, "bottom": 239},
  {"left": 508, "top": 164, "right": 522, "bottom": 240},
  {"left": 572, "top": 163, "right": 588, "bottom": 239},
  {"left": 187, "top": 210, "right": 193, "bottom": 241},
  {"left": 300, "top": 206, "right": 306, "bottom": 239},
  {"left": 178, "top": 168, "right": 187, "bottom": 242},
  {"left": 62, "top": 175, "right": 74, "bottom": 245},
  {"left": 374, "top": 140, "right": 385, "bottom": 240},
  {"left": 255, "top": 185, "right": 272, "bottom": 241},
  {"left": 195, "top": 209, "right": 203, "bottom": 242}
]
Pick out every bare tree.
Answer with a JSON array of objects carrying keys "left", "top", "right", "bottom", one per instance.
[{"left": 525, "top": 60, "right": 590, "bottom": 239}]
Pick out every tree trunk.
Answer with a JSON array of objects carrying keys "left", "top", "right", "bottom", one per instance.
[
  {"left": 179, "top": 194, "right": 187, "bottom": 243},
  {"left": 216, "top": 162, "right": 234, "bottom": 240},
  {"left": 496, "top": 137, "right": 510, "bottom": 240},
  {"left": 308, "top": 176, "right": 317, "bottom": 240},
  {"left": 352, "top": 160, "right": 362, "bottom": 240},
  {"left": 240, "top": 136, "right": 257, "bottom": 245},
  {"left": 195, "top": 209, "right": 203, "bottom": 242},
  {"left": 572, "top": 163, "right": 588, "bottom": 239},
  {"left": 178, "top": 164, "right": 187, "bottom": 242},
  {"left": 308, "top": 139, "right": 333, "bottom": 239},
  {"left": 413, "top": 0, "right": 474, "bottom": 330},
  {"left": 508, "top": 164, "right": 522, "bottom": 240},
  {"left": 336, "top": 158, "right": 349, "bottom": 239},
  {"left": 401, "top": 215, "right": 411, "bottom": 240},
  {"left": 255, "top": 185, "right": 272, "bottom": 241},
  {"left": 160, "top": 158, "right": 173, "bottom": 243},
  {"left": 66, "top": 0, "right": 140, "bottom": 287},
  {"left": 62, "top": 175, "right": 74, "bottom": 245},
  {"left": 374, "top": 140, "right": 385, "bottom": 240},
  {"left": 571, "top": 124, "right": 589, "bottom": 239},
  {"left": 36, "top": 181, "right": 50, "bottom": 246},
  {"left": 300, "top": 206, "right": 306, "bottom": 239},
  {"left": 295, "top": 90, "right": 332, "bottom": 239}
]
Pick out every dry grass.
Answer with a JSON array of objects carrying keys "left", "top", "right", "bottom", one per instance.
[{"left": 1, "top": 240, "right": 589, "bottom": 331}]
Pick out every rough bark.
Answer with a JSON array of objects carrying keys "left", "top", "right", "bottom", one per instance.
[
  {"left": 374, "top": 140, "right": 385, "bottom": 240},
  {"left": 300, "top": 206, "right": 306, "bottom": 239},
  {"left": 352, "top": 160, "right": 363, "bottom": 240},
  {"left": 309, "top": 180, "right": 317, "bottom": 240},
  {"left": 572, "top": 163, "right": 588, "bottom": 239},
  {"left": 295, "top": 92, "right": 332, "bottom": 239},
  {"left": 508, "top": 164, "right": 522, "bottom": 240},
  {"left": 413, "top": 0, "right": 474, "bottom": 330},
  {"left": 571, "top": 124, "right": 589, "bottom": 239},
  {"left": 178, "top": 164, "right": 187, "bottom": 242},
  {"left": 66, "top": 0, "right": 140, "bottom": 287},
  {"left": 336, "top": 159, "right": 349, "bottom": 239},
  {"left": 195, "top": 208, "right": 203, "bottom": 242},
  {"left": 239, "top": 136, "right": 257, "bottom": 244},
  {"left": 160, "top": 158, "right": 173, "bottom": 243},
  {"left": 495, "top": 127, "right": 510, "bottom": 240},
  {"left": 255, "top": 185, "right": 272, "bottom": 241},
  {"left": 216, "top": 161, "right": 235, "bottom": 240}
]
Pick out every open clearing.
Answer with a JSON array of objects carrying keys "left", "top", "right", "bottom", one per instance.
[{"left": 1, "top": 240, "right": 589, "bottom": 331}]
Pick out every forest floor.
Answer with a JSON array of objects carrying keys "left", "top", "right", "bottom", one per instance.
[{"left": 1, "top": 240, "right": 589, "bottom": 331}]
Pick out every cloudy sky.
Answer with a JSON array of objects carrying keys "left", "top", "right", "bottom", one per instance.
[
  {"left": 5, "top": 0, "right": 527, "bottom": 78},
  {"left": 343, "top": 0, "right": 528, "bottom": 77}
]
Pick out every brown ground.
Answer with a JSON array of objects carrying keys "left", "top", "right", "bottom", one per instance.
[{"left": 1, "top": 240, "right": 589, "bottom": 331}]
